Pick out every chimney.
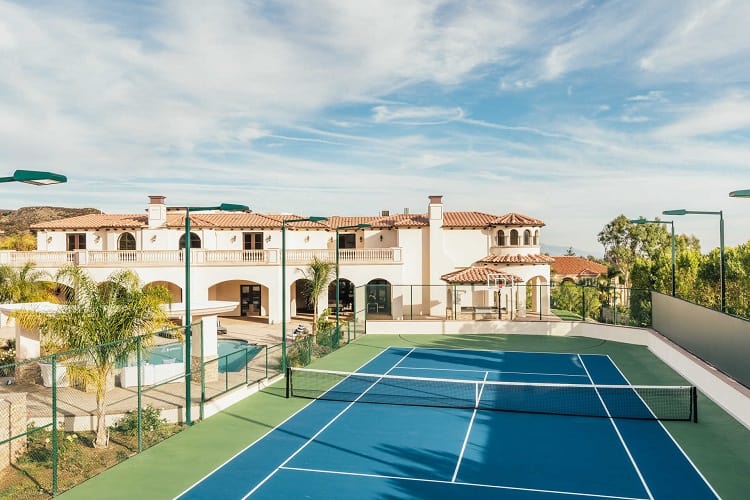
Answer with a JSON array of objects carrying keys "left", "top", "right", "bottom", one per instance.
[
  {"left": 428, "top": 195, "right": 443, "bottom": 223},
  {"left": 147, "top": 195, "right": 167, "bottom": 228}
]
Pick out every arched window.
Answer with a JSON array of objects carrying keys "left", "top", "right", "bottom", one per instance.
[
  {"left": 179, "top": 232, "right": 202, "bottom": 249},
  {"left": 533, "top": 230, "right": 540, "bottom": 246},
  {"left": 118, "top": 233, "right": 136, "bottom": 251},
  {"left": 510, "top": 229, "right": 519, "bottom": 246},
  {"left": 523, "top": 230, "right": 531, "bottom": 246},
  {"left": 497, "top": 230, "right": 505, "bottom": 246}
]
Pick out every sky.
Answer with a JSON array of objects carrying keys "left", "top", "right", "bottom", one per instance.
[{"left": 1, "top": 0, "right": 750, "bottom": 256}]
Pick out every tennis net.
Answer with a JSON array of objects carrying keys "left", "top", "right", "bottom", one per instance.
[{"left": 287, "top": 367, "right": 698, "bottom": 422}]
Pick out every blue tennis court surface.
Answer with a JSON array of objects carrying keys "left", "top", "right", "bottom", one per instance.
[{"left": 178, "top": 347, "right": 718, "bottom": 499}]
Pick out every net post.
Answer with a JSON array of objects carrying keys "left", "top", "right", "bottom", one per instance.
[
  {"left": 285, "top": 367, "right": 291, "bottom": 398},
  {"left": 692, "top": 386, "right": 698, "bottom": 423}
]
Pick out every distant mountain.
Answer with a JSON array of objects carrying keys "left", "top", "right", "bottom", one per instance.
[
  {"left": 0, "top": 206, "right": 101, "bottom": 235},
  {"left": 541, "top": 243, "right": 603, "bottom": 259}
]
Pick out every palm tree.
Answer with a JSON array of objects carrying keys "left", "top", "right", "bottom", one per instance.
[
  {"left": 44, "top": 266, "right": 171, "bottom": 448},
  {"left": 299, "top": 256, "right": 335, "bottom": 337},
  {"left": 0, "top": 262, "right": 56, "bottom": 303}
]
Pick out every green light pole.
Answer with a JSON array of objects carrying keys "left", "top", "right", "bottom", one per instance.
[
  {"left": 281, "top": 216, "right": 328, "bottom": 374},
  {"left": 663, "top": 209, "right": 725, "bottom": 313},
  {"left": 180, "top": 203, "right": 248, "bottom": 426},
  {"left": 0, "top": 169, "right": 66, "bottom": 496},
  {"left": 629, "top": 218, "right": 676, "bottom": 296},
  {"left": 335, "top": 223, "right": 371, "bottom": 337},
  {"left": 0, "top": 169, "right": 66, "bottom": 185}
]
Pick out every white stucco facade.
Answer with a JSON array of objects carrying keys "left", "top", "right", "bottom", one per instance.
[{"left": 12, "top": 195, "right": 552, "bottom": 329}]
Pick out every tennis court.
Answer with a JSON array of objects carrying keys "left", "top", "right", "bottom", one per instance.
[{"left": 177, "top": 347, "right": 718, "bottom": 499}]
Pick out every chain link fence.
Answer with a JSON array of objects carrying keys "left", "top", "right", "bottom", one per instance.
[{"left": 0, "top": 320, "right": 290, "bottom": 497}]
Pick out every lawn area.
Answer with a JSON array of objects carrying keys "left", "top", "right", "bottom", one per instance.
[
  {"left": 61, "top": 333, "right": 750, "bottom": 500},
  {"left": 551, "top": 308, "right": 583, "bottom": 320}
]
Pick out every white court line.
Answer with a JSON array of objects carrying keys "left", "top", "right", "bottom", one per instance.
[
  {"left": 240, "top": 347, "right": 416, "bottom": 499},
  {"left": 175, "top": 346, "right": 396, "bottom": 499},
  {"left": 279, "top": 466, "right": 649, "bottom": 500},
  {"left": 402, "top": 346, "right": 602, "bottom": 357},
  {"left": 395, "top": 366, "right": 589, "bottom": 378},
  {"left": 577, "top": 355, "right": 654, "bottom": 500},
  {"left": 451, "top": 371, "right": 489, "bottom": 482},
  {"left": 605, "top": 356, "right": 720, "bottom": 499}
]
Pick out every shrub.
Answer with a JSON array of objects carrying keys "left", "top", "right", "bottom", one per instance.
[
  {"left": 113, "top": 405, "right": 168, "bottom": 437},
  {"left": 22, "top": 423, "right": 83, "bottom": 473}
]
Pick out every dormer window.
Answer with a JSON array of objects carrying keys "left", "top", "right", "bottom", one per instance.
[{"left": 497, "top": 230, "right": 505, "bottom": 246}]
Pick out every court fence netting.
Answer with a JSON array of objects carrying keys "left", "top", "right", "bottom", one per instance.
[
  {"left": 286, "top": 367, "right": 698, "bottom": 422},
  {"left": 0, "top": 315, "right": 366, "bottom": 498}
]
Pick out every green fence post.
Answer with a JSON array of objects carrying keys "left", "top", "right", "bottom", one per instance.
[
  {"left": 581, "top": 285, "right": 586, "bottom": 320},
  {"left": 613, "top": 287, "right": 618, "bottom": 325},
  {"left": 200, "top": 320, "right": 205, "bottom": 422},
  {"left": 245, "top": 348, "right": 249, "bottom": 385},
  {"left": 265, "top": 346, "right": 268, "bottom": 379},
  {"left": 410, "top": 285, "right": 413, "bottom": 319},
  {"left": 51, "top": 354, "right": 58, "bottom": 496},
  {"left": 137, "top": 335, "right": 142, "bottom": 453}
]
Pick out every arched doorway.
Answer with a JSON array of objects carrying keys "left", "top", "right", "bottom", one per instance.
[
  {"left": 293, "top": 278, "right": 314, "bottom": 315},
  {"left": 179, "top": 232, "right": 202, "bottom": 249},
  {"left": 328, "top": 278, "right": 355, "bottom": 313},
  {"left": 366, "top": 279, "right": 391, "bottom": 315}
]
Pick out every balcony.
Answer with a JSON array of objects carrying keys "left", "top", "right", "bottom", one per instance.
[{"left": 0, "top": 248, "right": 402, "bottom": 269}]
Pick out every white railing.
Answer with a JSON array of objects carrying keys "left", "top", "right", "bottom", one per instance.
[
  {"left": 286, "top": 248, "right": 401, "bottom": 264},
  {"left": 0, "top": 247, "right": 399, "bottom": 268}
]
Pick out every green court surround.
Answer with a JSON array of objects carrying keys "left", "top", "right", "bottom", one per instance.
[{"left": 62, "top": 334, "right": 750, "bottom": 500}]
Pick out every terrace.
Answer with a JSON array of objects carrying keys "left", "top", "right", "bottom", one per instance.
[{"left": 0, "top": 247, "right": 403, "bottom": 268}]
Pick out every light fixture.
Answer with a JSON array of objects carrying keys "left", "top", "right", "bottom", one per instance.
[
  {"left": 0, "top": 169, "right": 67, "bottom": 186},
  {"left": 150, "top": 235, "right": 157, "bottom": 243},
  {"left": 47, "top": 236, "right": 52, "bottom": 243},
  {"left": 265, "top": 234, "right": 272, "bottom": 243},
  {"left": 304, "top": 235, "right": 310, "bottom": 242},
  {"left": 379, "top": 235, "right": 383, "bottom": 242},
  {"left": 231, "top": 235, "right": 237, "bottom": 242}
]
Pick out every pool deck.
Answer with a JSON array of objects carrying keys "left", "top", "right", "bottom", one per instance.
[{"left": 0, "top": 316, "right": 294, "bottom": 428}]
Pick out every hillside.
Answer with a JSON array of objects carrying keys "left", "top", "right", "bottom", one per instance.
[{"left": 0, "top": 206, "right": 101, "bottom": 235}]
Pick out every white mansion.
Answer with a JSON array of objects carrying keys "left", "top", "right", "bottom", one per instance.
[{"left": 6, "top": 195, "right": 552, "bottom": 326}]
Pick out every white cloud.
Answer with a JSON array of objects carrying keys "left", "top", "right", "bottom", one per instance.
[
  {"left": 372, "top": 105, "right": 464, "bottom": 124},
  {"left": 627, "top": 91, "right": 666, "bottom": 102},
  {"left": 620, "top": 115, "right": 649, "bottom": 123},
  {"left": 654, "top": 93, "right": 750, "bottom": 138}
]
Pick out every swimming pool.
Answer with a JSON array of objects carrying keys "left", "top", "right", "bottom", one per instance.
[{"left": 123, "top": 339, "right": 262, "bottom": 373}]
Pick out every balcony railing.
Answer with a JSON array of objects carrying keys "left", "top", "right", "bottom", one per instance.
[
  {"left": 0, "top": 247, "right": 401, "bottom": 268},
  {"left": 286, "top": 248, "right": 401, "bottom": 265}
]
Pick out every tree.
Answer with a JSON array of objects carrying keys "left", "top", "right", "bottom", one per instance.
[
  {"left": 44, "top": 266, "right": 171, "bottom": 448},
  {"left": 565, "top": 247, "right": 576, "bottom": 256},
  {"left": 299, "top": 256, "right": 335, "bottom": 337},
  {"left": 0, "top": 262, "right": 56, "bottom": 303},
  {"left": 0, "top": 232, "right": 38, "bottom": 251}
]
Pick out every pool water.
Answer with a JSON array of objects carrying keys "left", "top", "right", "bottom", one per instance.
[{"left": 122, "top": 339, "right": 262, "bottom": 373}]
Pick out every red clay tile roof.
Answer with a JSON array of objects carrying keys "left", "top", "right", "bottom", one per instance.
[
  {"left": 30, "top": 214, "right": 147, "bottom": 230},
  {"left": 478, "top": 254, "right": 555, "bottom": 264},
  {"left": 491, "top": 213, "right": 545, "bottom": 226},
  {"left": 441, "top": 266, "right": 523, "bottom": 284},
  {"left": 550, "top": 256, "right": 608, "bottom": 276},
  {"left": 31, "top": 208, "right": 544, "bottom": 231}
]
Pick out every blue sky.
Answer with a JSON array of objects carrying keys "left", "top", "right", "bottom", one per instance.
[{"left": 1, "top": 0, "right": 749, "bottom": 255}]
